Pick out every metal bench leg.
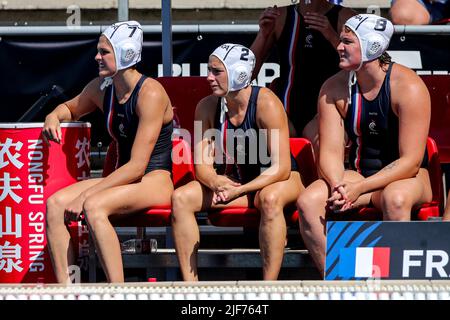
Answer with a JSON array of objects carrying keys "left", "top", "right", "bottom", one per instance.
[
  {"left": 137, "top": 226, "right": 146, "bottom": 239},
  {"left": 88, "top": 232, "right": 96, "bottom": 283},
  {"left": 165, "top": 226, "right": 177, "bottom": 281}
]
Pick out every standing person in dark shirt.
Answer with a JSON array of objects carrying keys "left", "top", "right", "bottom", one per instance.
[
  {"left": 43, "top": 21, "right": 174, "bottom": 283},
  {"left": 251, "top": 0, "right": 355, "bottom": 151},
  {"left": 296, "top": 14, "right": 432, "bottom": 276}
]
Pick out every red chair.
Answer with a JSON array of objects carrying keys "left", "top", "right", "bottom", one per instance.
[
  {"left": 156, "top": 76, "right": 212, "bottom": 138},
  {"left": 109, "top": 137, "right": 195, "bottom": 227},
  {"left": 102, "top": 76, "right": 210, "bottom": 176},
  {"left": 327, "top": 137, "right": 443, "bottom": 221},
  {"left": 88, "top": 137, "right": 195, "bottom": 281},
  {"left": 207, "top": 138, "right": 317, "bottom": 227},
  {"left": 432, "top": 18, "right": 450, "bottom": 25},
  {"left": 422, "top": 75, "right": 450, "bottom": 164}
]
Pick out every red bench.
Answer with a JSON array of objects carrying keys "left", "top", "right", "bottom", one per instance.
[
  {"left": 156, "top": 76, "right": 211, "bottom": 137},
  {"left": 422, "top": 75, "right": 450, "bottom": 164},
  {"left": 105, "top": 137, "right": 195, "bottom": 227},
  {"left": 327, "top": 137, "right": 443, "bottom": 221},
  {"left": 208, "top": 138, "right": 317, "bottom": 227}
]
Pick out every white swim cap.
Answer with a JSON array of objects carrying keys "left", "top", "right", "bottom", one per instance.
[
  {"left": 344, "top": 14, "right": 394, "bottom": 70},
  {"left": 210, "top": 43, "right": 256, "bottom": 93},
  {"left": 102, "top": 20, "right": 143, "bottom": 72}
]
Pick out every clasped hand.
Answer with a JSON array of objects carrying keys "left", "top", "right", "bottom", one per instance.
[
  {"left": 212, "top": 176, "right": 242, "bottom": 205},
  {"left": 327, "top": 181, "right": 363, "bottom": 213}
]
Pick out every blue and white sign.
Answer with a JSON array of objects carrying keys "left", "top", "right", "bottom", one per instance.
[{"left": 325, "top": 221, "right": 450, "bottom": 280}]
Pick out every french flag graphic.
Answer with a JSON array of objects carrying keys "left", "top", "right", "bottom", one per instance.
[{"left": 339, "top": 247, "right": 391, "bottom": 278}]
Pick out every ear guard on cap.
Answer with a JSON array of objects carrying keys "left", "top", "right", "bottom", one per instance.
[
  {"left": 210, "top": 43, "right": 256, "bottom": 93},
  {"left": 102, "top": 20, "right": 143, "bottom": 72},
  {"left": 344, "top": 14, "right": 394, "bottom": 69},
  {"left": 364, "top": 33, "right": 386, "bottom": 61},
  {"left": 119, "top": 41, "right": 139, "bottom": 64},
  {"left": 230, "top": 62, "right": 251, "bottom": 89}
]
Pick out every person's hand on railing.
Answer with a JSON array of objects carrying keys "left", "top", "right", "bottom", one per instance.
[{"left": 42, "top": 114, "right": 62, "bottom": 145}]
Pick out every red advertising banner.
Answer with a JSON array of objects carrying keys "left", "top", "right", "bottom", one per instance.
[{"left": 0, "top": 122, "right": 90, "bottom": 283}]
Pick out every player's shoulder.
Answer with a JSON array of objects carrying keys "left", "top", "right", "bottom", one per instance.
[{"left": 321, "top": 70, "right": 348, "bottom": 94}]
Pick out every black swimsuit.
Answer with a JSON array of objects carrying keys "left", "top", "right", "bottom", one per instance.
[
  {"left": 213, "top": 86, "right": 298, "bottom": 184},
  {"left": 344, "top": 63, "right": 427, "bottom": 177},
  {"left": 103, "top": 75, "right": 173, "bottom": 173}
]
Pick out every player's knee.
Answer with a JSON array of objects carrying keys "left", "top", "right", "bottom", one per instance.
[
  {"left": 297, "top": 190, "right": 321, "bottom": 216},
  {"left": 46, "top": 194, "right": 66, "bottom": 228},
  {"left": 382, "top": 191, "right": 411, "bottom": 220},
  {"left": 258, "top": 191, "right": 283, "bottom": 221},
  {"left": 83, "top": 197, "right": 107, "bottom": 228},
  {"left": 171, "top": 187, "right": 196, "bottom": 222},
  {"left": 172, "top": 188, "right": 190, "bottom": 208}
]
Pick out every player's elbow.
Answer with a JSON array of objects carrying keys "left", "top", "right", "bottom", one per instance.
[
  {"left": 410, "top": 160, "right": 422, "bottom": 177},
  {"left": 403, "top": 157, "right": 422, "bottom": 178},
  {"left": 129, "top": 161, "right": 148, "bottom": 179},
  {"left": 275, "top": 163, "right": 291, "bottom": 181}
]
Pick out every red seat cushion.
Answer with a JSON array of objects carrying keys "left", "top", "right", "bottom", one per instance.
[
  {"left": 326, "top": 137, "right": 443, "bottom": 221},
  {"left": 105, "top": 138, "right": 195, "bottom": 227},
  {"left": 208, "top": 138, "right": 315, "bottom": 227},
  {"left": 423, "top": 75, "right": 450, "bottom": 163}
]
